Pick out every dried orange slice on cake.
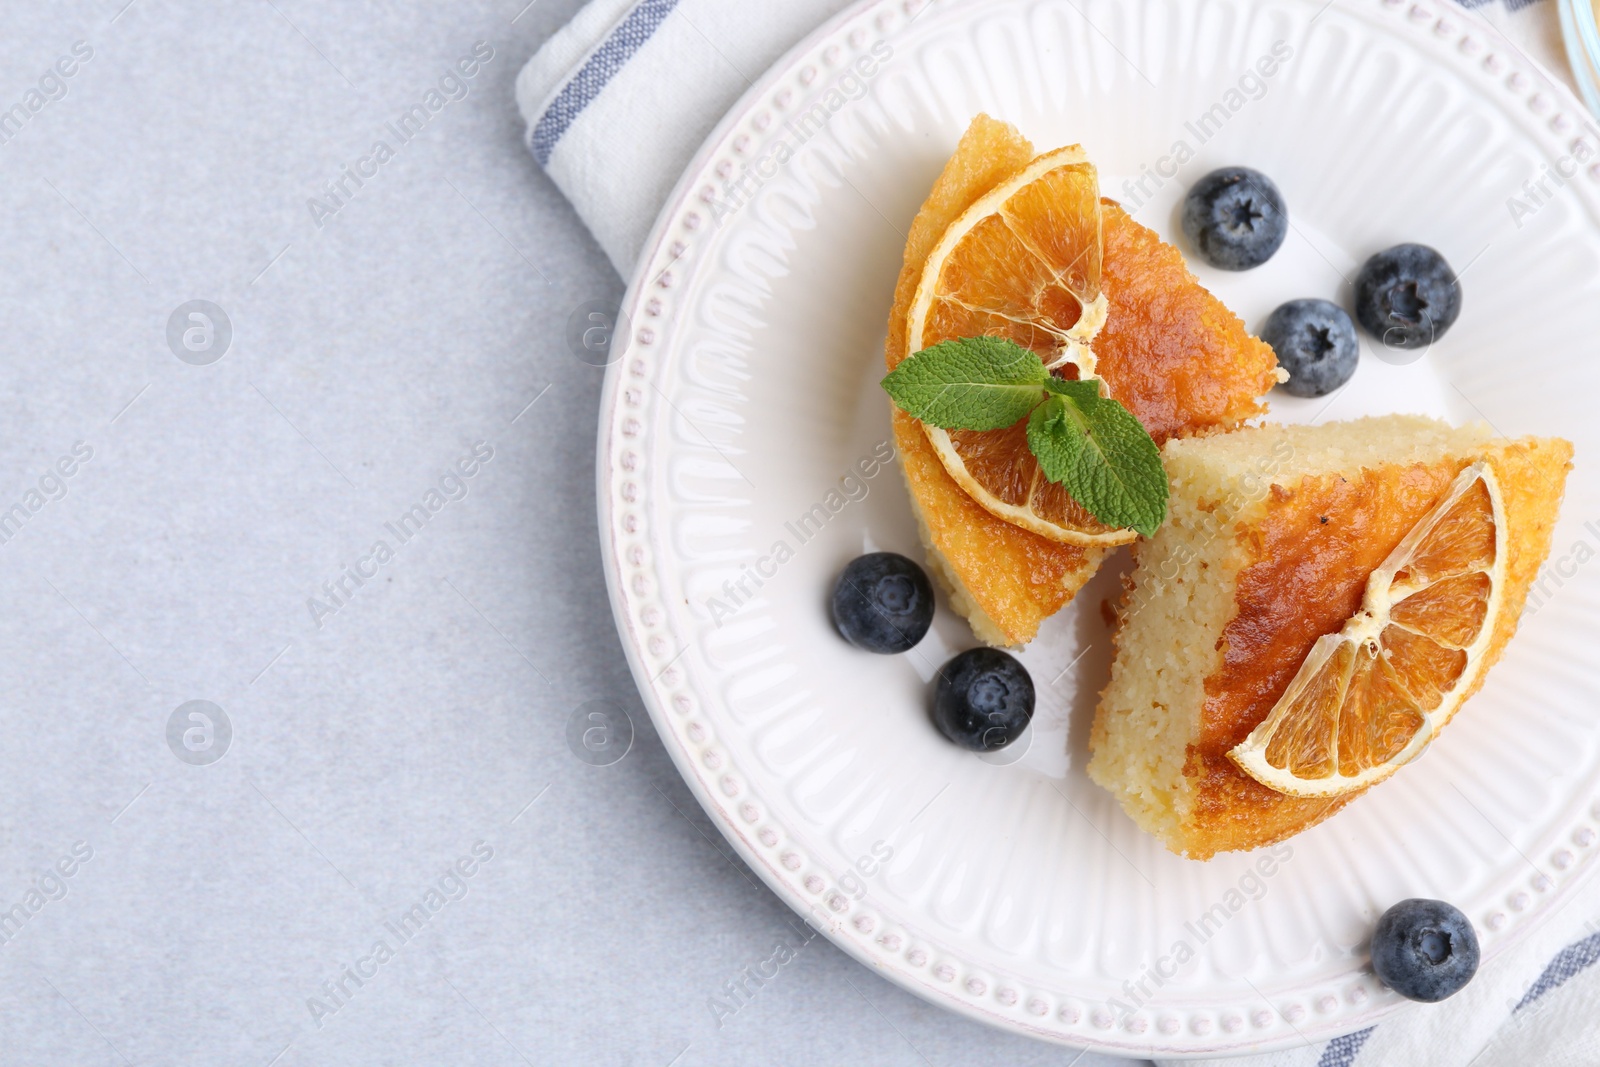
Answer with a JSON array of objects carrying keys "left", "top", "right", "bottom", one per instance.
[
  {"left": 905, "top": 145, "right": 1129, "bottom": 545},
  {"left": 1229, "top": 462, "right": 1508, "bottom": 797},
  {"left": 886, "top": 115, "right": 1280, "bottom": 647}
]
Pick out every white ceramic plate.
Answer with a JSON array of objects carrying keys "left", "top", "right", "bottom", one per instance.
[{"left": 598, "top": 0, "right": 1600, "bottom": 1055}]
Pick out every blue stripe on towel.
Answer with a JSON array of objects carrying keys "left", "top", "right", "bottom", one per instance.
[
  {"left": 529, "top": 0, "right": 682, "bottom": 166},
  {"left": 1515, "top": 929, "right": 1600, "bottom": 1011},
  {"left": 1315, "top": 1026, "right": 1374, "bottom": 1067}
]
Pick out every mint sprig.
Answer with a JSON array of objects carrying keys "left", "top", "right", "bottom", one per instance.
[
  {"left": 882, "top": 337, "right": 1168, "bottom": 536},
  {"left": 875, "top": 335, "right": 1050, "bottom": 430}
]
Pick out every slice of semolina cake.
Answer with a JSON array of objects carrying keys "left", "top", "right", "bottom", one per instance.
[
  {"left": 1089, "top": 415, "right": 1572, "bottom": 860},
  {"left": 886, "top": 114, "right": 1281, "bottom": 647}
]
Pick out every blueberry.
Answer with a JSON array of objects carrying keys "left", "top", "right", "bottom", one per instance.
[
  {"left": 932, "top": 648, "right": 1035, "bottom": 751},
  {"left": 1353, "top": 243, "right": 1461, "bottom": 351},
  {"left": 1370, "top": 898, "right": 1480, "bottom": 1002},
  {"left": 831, "top": 552, "right": 934, "bottom": 654},
  {"left": 1181, "top": 167, "right": 1288, "bottom": 270},
  {"left": 1261, "top": 299, "right": 1359, "bottom": 398}
]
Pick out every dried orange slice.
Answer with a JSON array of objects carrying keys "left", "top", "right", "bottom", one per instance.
[
  {"left": 1229, "top": 462, "right": 1507, "bottom": 797},
  {"left": 905, "top": 145, "right": 1131, "bottom": 546}
]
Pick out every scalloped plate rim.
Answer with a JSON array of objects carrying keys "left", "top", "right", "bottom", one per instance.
[{"left": 596, "top": 0, "right": 1600, "bottom": 1056}]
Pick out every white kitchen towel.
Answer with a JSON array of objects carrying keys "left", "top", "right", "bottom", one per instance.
[
  {"left": 515, "top": 1, "right": 1600, "bottom": 1065},
  {"left": 514, "top": 0, "right": 864, "bottom": 275}
]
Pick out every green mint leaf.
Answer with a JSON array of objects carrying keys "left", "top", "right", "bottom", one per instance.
[
  {"left": 881, "top": 336, "right": 1049, "bottom": 431},
  {"left": 1026, "top": 381, "right": 1168, "bottom": 537},
  {"left": 1041, "top": 376, "right": 1097, "bottom": 399}
]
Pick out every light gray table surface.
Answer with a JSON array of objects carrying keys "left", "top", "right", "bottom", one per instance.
[{"left": 0, "top": 1, "right": 1157, "bottom": 1064}]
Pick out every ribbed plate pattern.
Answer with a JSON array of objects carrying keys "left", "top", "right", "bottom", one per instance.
[{"left": 599, "top": 0, "right": 1600, "bottom": 1054}]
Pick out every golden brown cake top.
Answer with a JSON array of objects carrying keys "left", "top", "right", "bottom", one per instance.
[{"left": 1095, "top": 200, "right": 1281, "bottom": 444}]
